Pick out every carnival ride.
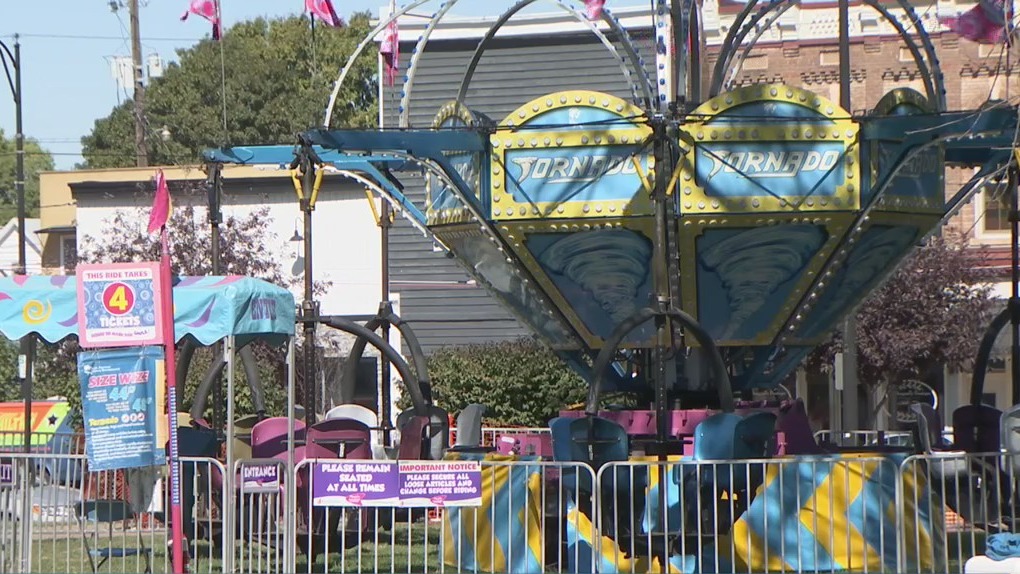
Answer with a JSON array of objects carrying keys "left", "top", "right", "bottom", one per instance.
[
  {"left": 33, "top": 0, "right": 1006, "bottom": 570},
  {"left": 192, "top": 0, "right": 1020, "bottom": 567}
]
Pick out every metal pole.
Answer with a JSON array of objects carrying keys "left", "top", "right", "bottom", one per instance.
[
  {"left": 650, "top": 118, "right": 672, "bottom": 445},
  {"left": 379, "top": 202, "right": 393, "bottom": 445},
  {"left": 1010, "top": 164, "right": 1019, "bottom": 404},
  {"left": 129, "top": 0, "right": 148, "bottom": 167},
  {"left": 208, "top": 165, "right": 224, "bottom": 432},
  {"left": 301, "top": 156, "right": 317, "bottom": 427},
  {"left": 13, "top": 38, "right": 24, "bottom": 277},
  {"left": 837, "top": 0, "right": 859, "bottom": 430}
]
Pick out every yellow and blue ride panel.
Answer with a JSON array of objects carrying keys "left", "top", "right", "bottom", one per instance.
[
  {"left": 441, "top": 453, "right": 545, "bottom": 574},
  {"left": 731, "top": 454, "right": 945, "bottom": 573}
]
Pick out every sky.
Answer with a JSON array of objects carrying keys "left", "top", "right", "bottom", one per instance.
[{"left": 0, "top": 0, "right": 651, "bottom": 170}]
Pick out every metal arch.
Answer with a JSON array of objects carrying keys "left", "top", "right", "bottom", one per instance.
[
  {"left": 586, "top": 306, "right": 734, "bottom": 414},
  {"left": 453, "top": 0, "right": 655, "bottom": 111},
  {"left": 709, "top": 0, "right": 764, "bottom": 98},
  {"left": 396, "top": 0, "right": 464, "bottom": 128},
  {"left": 337, "top": 311, "right": 431, "bottom": 404},
  {"left": 710, "top": 0, "right": 945, "bottom": 110},
  {"left": 861, "top": 0, "right": 941, "bottom": 110},
  {"left": 320, "top": 165, "right": 450, "bottom": 251},
  {"left": 323, "top": 0, "right": 436, "bottom": 128},
  {"left": 884, "top": 0, "right": 946, "bottom": 111},
  {"left": 772, "top": 130, "right": 1010, "bottom": 347},
  {"left": 970, "top": 305, "right": 1013, "bottom": 406},
  {"left": 385, "top": 150, "right": 589, "bottom": 349},
  {"left": 722, "top": 1, "right": 796, "bottom": 92},
  {"left": 322, "top": 316, "right": 428, "bottom": 413}
]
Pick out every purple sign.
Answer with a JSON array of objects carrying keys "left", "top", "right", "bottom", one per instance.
[
  {"left": 0, "top": 461, "right": 14, "bottom": 488},
  {"left": 312, "top": 461, "right": 400, "bottom": 507},
  {"left": 240, "top": 463, "right": 280, "bottom": 494},
  {"left": 398, "top": 461, "right": 482, "bottom": 507}
]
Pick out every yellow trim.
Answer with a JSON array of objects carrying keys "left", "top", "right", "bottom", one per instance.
[
  {"left": 491, "top": 90, "right": 655, "bottom": 221},
  {"left": 782, "top": 210, "right": 942, "bottom": 345},
  {"left": 309, "top": 166, "right": 325, "bottom": 208},
  {"left": 677, "top": 214, "right": 851, "bottom": 346},
  {"left": 364, "top": 189, "right": 381, "bottom": 225},
  {"left": 870, "top": 89, "right": 943, "bottom": 214},
  {"left": 427, "top": 101, "right": 486, "bottom": 227},
  {"left": 290, "top": 169, "right": 303, "bottom": 201},
  {"left": 500, "top": 90, "right": 648, "bottom": 128},
  {"left": 495, "top": 218, "right": 657, "bottom": 349},
  {"left": 681, "top": 84, "right": 861, "bottom": 215},
  {"left": 692, "top": 84, "right": 847, "bottom": 119}
]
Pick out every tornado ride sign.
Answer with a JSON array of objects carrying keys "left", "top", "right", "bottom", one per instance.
[{"left": 76, "top": 263, "right": 166, "bottom": 348}]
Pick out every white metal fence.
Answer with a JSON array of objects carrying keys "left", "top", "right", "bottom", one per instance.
[{"left": 1, "top": 442, "right": 1020, "bottom": 572}]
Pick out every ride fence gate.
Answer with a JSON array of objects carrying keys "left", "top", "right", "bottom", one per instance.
[{"left": 2, "top": 447, "right": 1020, "bottom": 573}]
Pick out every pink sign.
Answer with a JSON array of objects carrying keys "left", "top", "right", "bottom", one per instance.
[{"left": 76, "top": 263, "right": 166, "bottom": 348}]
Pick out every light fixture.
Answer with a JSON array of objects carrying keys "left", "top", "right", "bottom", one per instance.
[{"left": 290, "top": 218, "right": 303, "bottom": 242}]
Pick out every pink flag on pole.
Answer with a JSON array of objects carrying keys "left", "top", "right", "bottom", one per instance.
[
  {"left": 181, "top": 0, "right": 221, "bottom": 41},
  {"left": 148, "top": 170, "right": 172, "bottom": 234},
  {"left": 306, "top": 0, "right": 344, "bottom": 27},
  {"left": 940, "top": 0, "right": 1011, "bottom": 43},
  {"left": 380, "top": 1, "right": 400, "bottom": 87},
  {"left": 584, "top": 0, "right": 606, "bottom": 20}
]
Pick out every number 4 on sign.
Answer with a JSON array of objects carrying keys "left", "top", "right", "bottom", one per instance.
[{"left": 109, "top": 286, "right": 130, "bottom": 312}]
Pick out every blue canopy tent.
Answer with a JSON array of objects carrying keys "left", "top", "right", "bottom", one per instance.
[
  {"left": 0, "top": 274, "right": 297, "bottom": 573},
  {"left": 0, "top": 274, "right": 295, "bottom": 345}
]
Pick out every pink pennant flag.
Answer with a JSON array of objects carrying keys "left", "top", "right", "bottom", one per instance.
[
  {"left": 380, "top": 1, "right": 400, "bottom": 87},
  {"left": 584, "top": 0, "right": 606, "bottom": 20},
  {"left": 148, "top": 170, "right": 172, "bottom": 234},
  {"left": 181, "top": 0, "right": 221, "bottom": 41},
  {"left": 306, "top": 0, "right": 344, "bottom": 27},
  {"left": 940, "top": 0, "right": 1011, "bottom": 43}
]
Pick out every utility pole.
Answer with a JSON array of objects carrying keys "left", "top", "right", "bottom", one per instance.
[
  {"left": 129, "top": 0, "right": 148, "bottom": 167},
  {"left": 836, "top": 0, "right": 859, "bottom": 435}
]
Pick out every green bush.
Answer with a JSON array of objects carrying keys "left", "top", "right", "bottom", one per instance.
[{"left": 417, "top": 338, "right": 589, "bottom": 427}]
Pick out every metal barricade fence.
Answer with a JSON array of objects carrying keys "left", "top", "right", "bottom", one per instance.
[
  {"left": 900, "top": 451, "right": 1020, "bottom": 574},
  {"left": 233, "top": 458, "right": 289, "bottom": 574},
  {"left": 815, "top": 429, "right": 915, "bottom": 448},
  {"left": 597, "top": 456, "right": 901, "bottom": 574},
  {"left": 286, "top": 458, "right": 594, "bottom": 574},
  {"left": 0, "top": 452, "right": 224, "bottom": 574}
]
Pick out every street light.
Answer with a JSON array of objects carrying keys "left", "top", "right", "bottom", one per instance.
[{"left": 0, "top": 35, "right": 25, "bottom": 276}]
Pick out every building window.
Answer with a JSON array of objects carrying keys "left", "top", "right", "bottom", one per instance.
[
  {"left": 60, "top": 236, "right": 77, "bottom": 274},
  {"left": 983, "top": 189, "right": 1011, "bottom": 232}
]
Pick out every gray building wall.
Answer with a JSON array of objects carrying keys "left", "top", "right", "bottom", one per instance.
[{"left": 382, "top": 29, "right": 656, "bottom": 352}]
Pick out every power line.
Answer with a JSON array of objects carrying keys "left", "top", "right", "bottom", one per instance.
[{"left": 0, "top": 33, "right": 203, "bottom": 43}]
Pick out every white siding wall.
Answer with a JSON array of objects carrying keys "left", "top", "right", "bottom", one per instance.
[{"left": 73, "top": 182, "right": 382, "bottom": 318}]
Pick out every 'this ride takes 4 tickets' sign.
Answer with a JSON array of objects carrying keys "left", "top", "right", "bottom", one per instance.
[{"left": 76, "top": 263, "right": 166, "bottom": 348}]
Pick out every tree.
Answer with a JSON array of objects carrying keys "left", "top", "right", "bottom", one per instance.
[
  {"left": 410, "top": 338, "right": 591, "bottom": 427},
  {"left": 809, "top": 232, "right": 997, "bottom": 423},
  {"left": 0, "top": 129, "right": 55, "bottom": 219},
  {"left": 39, "top": 190, "right": 309, "bottom": 420},
  {"left": 81, "top": 13, "right": 378, "bottom": 168}
]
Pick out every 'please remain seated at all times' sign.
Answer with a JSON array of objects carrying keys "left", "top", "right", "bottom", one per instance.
[{"left": 311, "top": 461, "right": 482, "bottom": 507}]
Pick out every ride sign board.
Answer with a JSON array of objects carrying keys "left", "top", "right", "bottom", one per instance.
[
  {"left": 77, "top": 346, "right": 166, "bottom": 472},
  {"left": 0, "top": 460, "right": 15, "bottom": 488},
  {"left": 76, "top": 263, "right": 165, "bottom": 348},
  {"left": 312, "top": 460, "right": 482, "bottom": 507},
  {"left": 240, "top": 463, "right": 281, "bottom": 494},
  {"left": 678, "top": 84, "right": 860, "bottom": 214}
]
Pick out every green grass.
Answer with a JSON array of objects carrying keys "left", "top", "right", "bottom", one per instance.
[{"left": 20, "top": 522, "right": 445, "bottom": 574}]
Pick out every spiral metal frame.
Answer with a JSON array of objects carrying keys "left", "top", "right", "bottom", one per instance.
[
  {"left": 323, "top": 0, "right": 656, "bottom": 129},
  {"left": 262, "top": 0, "right": 1017, "bottom": 417},
  {"left": 711, "top": 0, "right": 946, "bottom": 110},
  {"left": 450, "top": 0, "right": 656, "bottom": 117}
]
